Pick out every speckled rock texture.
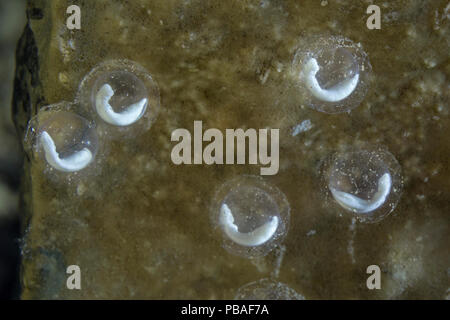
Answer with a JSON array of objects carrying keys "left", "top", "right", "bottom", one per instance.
[{"left": 13, "top": 0, "right": 449, "bottom": 299}]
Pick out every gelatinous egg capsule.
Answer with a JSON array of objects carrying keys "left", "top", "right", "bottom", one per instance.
[
  {"left": 293, "top": 36, "right": 372, "bottom": 113},
  {"left": 77, "top": 59, "right": 160, "bottom": 134},
  {"left": 235, "top": 278, "right": 305, "bottom": 300},
  {"left": 211, "top": 175, "right": 290, "bottom": 258},
  {"left": 322, "top": 146, "right": 403, "bottom": 223},
  {"left": 25, "top": 105, "right": 99, "bottom": 174}
]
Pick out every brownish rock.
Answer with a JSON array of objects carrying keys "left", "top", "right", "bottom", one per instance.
[{"left": 13, "top": 0, "right": 449, "bottom": 299}]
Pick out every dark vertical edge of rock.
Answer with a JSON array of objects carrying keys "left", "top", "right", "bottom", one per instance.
[{"left": 11, "top": 1, "right": 47, "bottom": 299}]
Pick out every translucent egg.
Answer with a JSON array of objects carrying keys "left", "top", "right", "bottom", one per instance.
[
  {"left": 91, "top": 70, "right": 149, "bottom": 125},
  {"left": 323, "top": 146, "right": 403, "bottom": 223},
  {"left": 25, "top": 106, "right": 99, "bottom": 174},
  {"left": 211, "top": 175, "right": 290, "bottom": 258},
  {"left": 77, "top": 59, "right": 160, "bottom": 133},
  {"left": 235, "top": 278, "right": 305, "bottom": 300},
  {"left": 293, "top": 36, "right": 372, "bottom": 113}
]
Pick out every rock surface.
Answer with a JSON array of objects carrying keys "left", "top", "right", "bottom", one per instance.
[{"left": 13, "top": 0, "right": 449, "bottom": 299}]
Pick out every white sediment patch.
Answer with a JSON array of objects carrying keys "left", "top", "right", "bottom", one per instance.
[{"left": 292, "top": 119, "right": 313, "bottom": 136}]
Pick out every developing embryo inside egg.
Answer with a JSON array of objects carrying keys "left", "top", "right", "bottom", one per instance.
[
  {"left": 76, "top": 59, "right": 160, "bottom": 135},
  {"left": 324, "top": 147, "right": 403, "bottom": 223},
  {"left": 314, "top": 47, "right": 359, "bottom": 93},
  {"left": 26, "top": 109, "right": 99, "bottom": 174},
  {"left": 91, "top": 70, "right": 149, "bottom": 126},
  {"left": 211, "top": 175, "right": 290, "bottom": 258},
  {"left": 293, "top": 36, "right": 372, "bottom": 113}
]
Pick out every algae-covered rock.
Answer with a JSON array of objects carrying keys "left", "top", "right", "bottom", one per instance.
[{"left": 13, "top": 0, "right": 449, "bottom": 299}]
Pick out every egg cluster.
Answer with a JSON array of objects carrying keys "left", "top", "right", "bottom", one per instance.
[
  {"left": 24, "top": 60, "right": 160, "bottom": 179},
  {"left": 25, "top": 35, "right": 404, "bottom": 300}
]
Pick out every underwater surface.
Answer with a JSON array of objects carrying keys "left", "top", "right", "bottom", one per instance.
[{"left": 11, "top": 0, "right": 450, "bottom": 299}]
